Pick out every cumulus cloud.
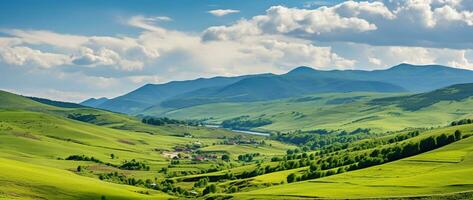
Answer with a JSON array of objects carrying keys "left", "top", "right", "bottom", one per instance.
[
  {"left": 2, "top": 1, "right": 473, "bottom": 101},
  {"left": 203, "top": 1, "right": 473, "bottom": 48},
  {"left": 208, "top": 9, "right": 240, "bottom": 16},
  {"left": 203, "top": 5, "right": 379, "bottom": 41},
  {"left": 0, "top": 46, "right": 71, "bottom": 68},
  {"left": 0, "top": 27, "right": 160, "bottom": 70}
]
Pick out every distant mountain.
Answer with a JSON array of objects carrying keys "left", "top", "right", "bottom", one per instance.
[
  {"left": 371, "top": 83, "right": 473, "bottom": 111},
  {"left": 86, "top": 63, "right": 473, "bottom": 114},
  {"left": 91, "top": 74, "right": 266, "bottom": 114},
  {"left": 288, "top": 63, "right": 473, "bottom": 92},
  {"left": 80, "top": 97, "right": 109, "bottom": 107},
  {"left": 160, "top": 73, "right": 405, "bottom": 108}
]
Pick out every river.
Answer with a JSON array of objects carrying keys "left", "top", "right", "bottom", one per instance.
[{"left": 204, "top": 124, "right": 270, "bottom": 136}]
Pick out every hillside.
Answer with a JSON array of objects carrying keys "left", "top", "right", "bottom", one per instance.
[
  {"left": 3, "top": 89, "right": 473, "bottom": 199},
  {"left": 234, "top": 124, "right": 473, "bottom": 199},
  {"left": 371, "top": 83, "right": 473, "bottom": 111},
  {"left": 155, "top": 83, "right": 473, "bottom": 133},
  {"left": 0, "top": 90, "right": 294, "bottom": 199}
]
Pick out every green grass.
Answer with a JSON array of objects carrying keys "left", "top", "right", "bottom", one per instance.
[
  {"left": 0, "top": 157, "right": 170, "bottom": 200},
  {"left": 199, "top": 140, "right": 291, "bottom": 156},
  {"left": 5, "top": 89, "right": 473, "bottom": 199},
  {"left": 233, "top": 124, "right": 473, "bottom": 199},
  {"left": 0, "top": 90, "right": 294, "bottom": 199},
  {"left": 153, "top": 92, "right": 473, "bottom": 133}
]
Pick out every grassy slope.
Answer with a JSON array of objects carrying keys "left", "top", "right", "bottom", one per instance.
[
  {"left": 0, "top": 91, "right": 293, "bottom": 199},
  {"left": 153, "top": 92, "right": 473, "bottom": 133},
  {"left": 0, "top": 157, "right": 170, "bottom": 200},
  {"left": 234, "top": 124, "right": 473, "bottom": 199}
]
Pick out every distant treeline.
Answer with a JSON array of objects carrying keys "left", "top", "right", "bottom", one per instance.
[
  {"left": 65, "top": 155, "right": 150, "bottom": 171},
  {"left": 289, "top": 130, "right": 466, "bottom": 183},
  {"left": 273, "top": 128, "right": 372, "bottom": 150},
  {"left": 221, "top": 116, "right": 272, "bottom": 130},
  {"left": 141, "top": 116, "right": 201, "bottom": 126},
  {"left": 28, "top": 96, "right": 86, "bottom": 108},
  {"left": 67, "top": 113, "right": 98, "bottom": 123},
  {"left": 451, "top": 119, "right": 473, "bottom": 126}
]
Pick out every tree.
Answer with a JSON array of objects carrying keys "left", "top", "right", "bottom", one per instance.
[
  {"left": 287, "top": 173, "right": 297, "bottom": 183},
  {"left": 77, "top": 165, "right": 82, "bottom": 172},
  {"left": 420, "top": 137, "right": 436, "bottom": 152},
  {"left": 309, "top": 163, "right": 319, "bottom": 172},
  {"left": 402, "top": 142, "right": 419, "bottom": 157},
  {"left": 221, "top": 154, "right": 230, "bottom": 161},
  {"left": 110, "top": 153, "right": 115, "bottom": 159},
  {"left": 455, "top": 130, "right": 462, "bottom": 141},
  {"left": 203, "top": 184, "right": 217, "bottom": 195},
  {"left": 436, "top": 134, "right": 448, "bottom": 147}
]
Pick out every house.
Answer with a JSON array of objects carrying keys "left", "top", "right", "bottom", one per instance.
[{"left": 193, "top": 155, "right": 205, "bottom": 161}]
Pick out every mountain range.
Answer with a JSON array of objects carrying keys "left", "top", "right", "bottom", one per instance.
[{"left": 82, "top": 63, "right": 473, "bottom": 114}]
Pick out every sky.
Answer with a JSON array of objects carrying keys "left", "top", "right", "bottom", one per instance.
[{"left": 1, "top": 0, "right": 473, "bottom": 102}]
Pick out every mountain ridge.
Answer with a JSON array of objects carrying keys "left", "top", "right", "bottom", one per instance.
[{"left": 82, "top": 63, "right": 473, "bottom": 114}]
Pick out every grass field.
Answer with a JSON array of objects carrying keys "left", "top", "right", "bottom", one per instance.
[
  {"left": 232, "top": 124, "right": 473, "bottom": 199},
  {"left": 0, "top": 157, "right": 171, "bottom": 200},
  {"left": 152, "top": 92, "right": 473, "bottom": 133},
  {"left": 3, "top": 89, "right": 473, "bottom": 199},
  {"left": 0, "top": 90, "right": 294, "bottom": 199}
]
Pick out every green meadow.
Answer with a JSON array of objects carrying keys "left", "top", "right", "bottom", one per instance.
[
  {"left": 155, "top": 92, "right": 473, "bottom": 133},
  {"left": 3, "top": 84, "right": 473, "bottom": 199},
  {"left": 230, "top": 124, "right": 473, "bottom": 199},
  {"left": 0, "top": 91, "right": 293, "bottom": 199}
]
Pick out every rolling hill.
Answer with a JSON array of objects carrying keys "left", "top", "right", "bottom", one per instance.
[
  {"left": 155, "top": 83, "right": 473, "bottom": 133},
  {"left": 0, "top": 90, "right": 293, "bottom": 199},
  {"left": 3, "top": 86, "right": 473, "bottom": 199},
  {"left": 234, "top": 123, "right": 473, "bottom": 199}
]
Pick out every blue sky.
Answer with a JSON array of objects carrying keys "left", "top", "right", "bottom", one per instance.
[
  {"left": 1, "top": 0, "right": 473, "bottom": 102},
  {"left": 0, "top": 0, "right": 340, "bottom": 34}
]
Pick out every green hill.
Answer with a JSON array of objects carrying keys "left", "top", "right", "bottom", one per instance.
[
  {"left": 4, "top": 87, "right": 473, "bottom": 199},
  {"left": 234, "top": 124, "right": 473, "bottom": 199},
  {"left": 0, "top": 90, "right": 293, "bottom": 199},
  {"left": 371, "top": 83, "right": 473, "bottom": 111},
  {"left": 154, "top": 83, "right": 473, "bottom": 133}
]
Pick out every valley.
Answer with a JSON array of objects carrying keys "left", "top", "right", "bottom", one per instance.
[
  {"left": 4, "top": 1, "right": 473, "bottom": 199},
  {"left": 2, "top": 64, "right": 473, "bottom": 200}
]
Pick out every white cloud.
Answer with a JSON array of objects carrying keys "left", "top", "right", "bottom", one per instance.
[
  {"left": 0, "top": 45, "right": 71, "bottom": 68},
  {"left": 208, "top": 9, "right": 240, "bottom": 17},
  {"left": 0, "top": 26, "right": 160, "bottom": 71},
  {"left": 2, "top": 2, "right": 473, "bottom": 102},
  {"left": 203, "top": 5, "right": 378, "bottom": 41},
  {"left": 2, "top": 29, "right": 88, "bottom": 49},
  {"left": 203, "top": 1, "right": 473, "bottom": 49},
  {"left": 368, "top": 57, "right": 382, "bottom": 65}
]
